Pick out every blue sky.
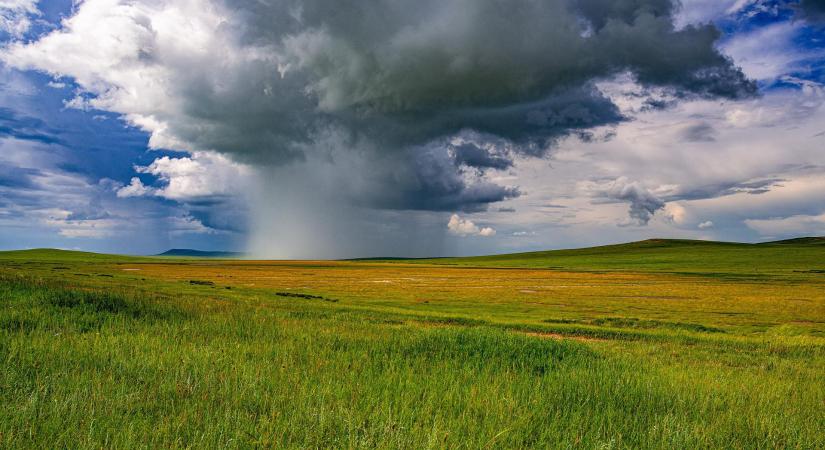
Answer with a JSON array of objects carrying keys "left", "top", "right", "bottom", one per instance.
[{"left": 0, "top": 0, "right": 824, "bottom": 257}]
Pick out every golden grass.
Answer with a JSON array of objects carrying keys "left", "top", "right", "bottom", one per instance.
[{"left": 114, "top": 260, "right": 825, "bottom": 335}]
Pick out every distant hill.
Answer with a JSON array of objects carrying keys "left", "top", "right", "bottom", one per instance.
[
  {"left": 762, "top": 237, "right": 825, "bottom": 246},
  {"left": 156, "top": 249, "right": 245, "bottom": 258},
  {"left": 1, "top": 238, "right": 822, "bottom": 272},
  {"left": 389, "top": 237, "right": 825, "bottom": 274},
  {"left": 0, "top": 248, "right": 140, "bottom": 262}
]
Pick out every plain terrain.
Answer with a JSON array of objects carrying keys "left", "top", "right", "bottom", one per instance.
[{"left": 1, "top": 239, "right": 823, "bottom": 448}]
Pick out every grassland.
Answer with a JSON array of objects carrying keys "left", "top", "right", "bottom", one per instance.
[{"left": 1, "top": 239, "right": 824, "bottom": 448}]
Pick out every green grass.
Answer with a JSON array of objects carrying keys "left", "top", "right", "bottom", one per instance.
[
  {"left": 1, "top": 240, "right": 824, "bottom": 448},
  {"left": 0, "top": 248, "right": 146, "bottom": 262},
  {"left": 410, "top": 238, "right": 825, "bottom": 276}
]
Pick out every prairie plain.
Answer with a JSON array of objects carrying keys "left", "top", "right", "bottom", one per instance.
[{"left": 1, "top": 239, "right": 824, "bottom": 448}]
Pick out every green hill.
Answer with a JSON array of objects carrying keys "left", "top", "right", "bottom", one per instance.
[
  {"left": 412, "top": 238, "right": 825, "bottom": 275},
  {"left": 157, "top": 249, "right": 246, "bottom": 258},
  {"left": 3, "top": 237, "right": 824, "bottom": 276},
  {"left": 0, "top": 248, "right": 140, "bottom": 262}
]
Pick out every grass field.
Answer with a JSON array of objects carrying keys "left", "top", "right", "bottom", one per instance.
[{"left": 1, "top": 239, "right": 824, "bottom": 448}]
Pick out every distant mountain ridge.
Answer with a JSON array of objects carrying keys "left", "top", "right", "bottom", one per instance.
[{"left": 156, "top": 249, "right": 246, "bottom": 258}]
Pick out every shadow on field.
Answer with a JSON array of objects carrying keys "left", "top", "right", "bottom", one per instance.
[
  {"left": 395, "top": 328, "right": 597, "bottom": 375},
  {"left": 0, "top": 274, "right": 189, "bottom": 334}
]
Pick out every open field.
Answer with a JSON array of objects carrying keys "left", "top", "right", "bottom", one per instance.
[{"left": 1, "top": 239, "right": 824, "bottom": 448}]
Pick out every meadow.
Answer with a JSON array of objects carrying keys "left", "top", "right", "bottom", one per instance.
[{"left": 0, "top": 239, "right": 823, "bottom": 448}]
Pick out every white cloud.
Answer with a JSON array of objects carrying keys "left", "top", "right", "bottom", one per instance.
[
  {"left": 721, "top": 22, "right": 825, "bottom": 82},
  {"left": 478, "top": 227, "right": 496, "bottom": 237},
  {"left": 116, "top": 177, "right": 154, "bottom": 198},
  {"left": 1, "top": 0, "right": 243, "bottom": 153},
  {"left": 675, "top": 0, "right": 746, "bottom": 27},
  {"left": 118, "top": 152, "right": 250, "bottom": 201},
  {"left": 486, "top": 74, "right": 825, "bottom": 248},
  {"left": 698, "top": 220, "right": 714, "bottom": 229},
  {"left": 745, "top": 214, "right": 825, "bottom": 237},
  {"left": 447, "top": 214, "right": 495, "bottom": 237},
  {"left": 0, "top": 0, "right": 39, "bottom": 38}
]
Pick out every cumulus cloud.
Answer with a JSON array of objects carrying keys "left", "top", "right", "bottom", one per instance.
[
  {"left": 698, "top": 220, "right": 714, "bottom": 229},
  {"left": 112, "top": 152, "right": 252, "bottom": 234},
  {"left": 1, "top": 0, "right": 755, "bottom": 215},
  {"left": 447, "top": 214, "right": 495, "bottom": 237},
  {"left": 588, "top": 177, "right": 666, "bottom": 225},
  {"left": 135, "top": 152, "right": 250, "bottom": 201},
  {"left": 116, "top": 177, "right": 153, "bottom": 198}
]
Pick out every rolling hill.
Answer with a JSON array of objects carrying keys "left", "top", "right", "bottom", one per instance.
[
  {"left": 156, "top": 249, "right": 246, "bottom": 258},
  {"left": 404, "top": 237, "right": 825, "bottom": 275},
  {"left": 1, "top": 238, "right": 823, "bottom": 275}
]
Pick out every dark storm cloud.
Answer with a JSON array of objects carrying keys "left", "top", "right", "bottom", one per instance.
[
  {"left": 451, "top": 143, "right": 513, "bottom": 171},
  {"left": 363, "top": 145, "right": 520, "bottom": 213},
  {"left": 212, "top": 0, "right": 753, "bottom": 162},
  {"left": 798, "top": 0, "right": 825, "bottom": 22},
  {"left": 6, "top": 0, "right": 757, "bottom": 212},
  {"left": 187, "top": 206, "right": 248, "bottom": 234},
  {"left": 221, "top": 0, "right": 752, "bottom": 210}
]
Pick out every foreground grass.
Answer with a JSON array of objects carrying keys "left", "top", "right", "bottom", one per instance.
[{"left": 1, "top": 243, "right": 824, "bottom": 448}]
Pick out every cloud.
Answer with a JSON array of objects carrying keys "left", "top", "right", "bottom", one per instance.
[
  {"left": 720, "top": 21, "right": 825, "bottom": 83},
  {"left": 447, "top": 214, "right": 495, "bottom": 237},
  {"left": 116, "top": 177, "right": 153, "bottom": 198},
  {"left": 698, "top": 220, "right": 714, "bottom": 229},
  {"left": 675, "top": 0, "right": 745, "bottom": 27},
  {"left": 478, "top": 227, "right": 497, "bottom": 237},
  {"left": 0, "top": 0, "right": 38, "bottom": 38},
  {"left": 363, "top": 143, "right": 521, "bottom": 212},
  {"left": 451, "top": 143, "right": 513, "bottom": 171},
  {"left": 0, "top": 107, "right": 61, "bottom": 145},
  {"left": 679, "top": 121, "right": 716, "bottom": 142},
  {"left": 114, "top": 151, "right": 251, "bottom": 234},
  {"left": 797, "top": 0, "right": 825, "bottom": 22},
  {"left": 135, "top": 152, "right": 250, "bottom": 201},
  {"left": 745, "top": 213, "right": 825, "bottom": 237},
  {"left": 1, "top": 0, "right": 755, "bottom": 215},
  {"left": 664, "top": 178, "right": 785, "bottom": 202},
  {"left": 587, "top": 177, "right": 666, "bottom": 225}
]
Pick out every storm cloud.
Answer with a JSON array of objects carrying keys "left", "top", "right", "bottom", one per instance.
[
  {"left": 2, "top": 0, "right": 756, "bottom": 212},
  {"left": 0, "top": 0, "right": 767, "bottom": 256},
  {"left": 798, "top": 0, "right": 825, "bottom": 22}
]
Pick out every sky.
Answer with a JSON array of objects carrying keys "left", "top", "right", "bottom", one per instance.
[{"left": 0, "top": 0, "right": 823, "bottom": 258}]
